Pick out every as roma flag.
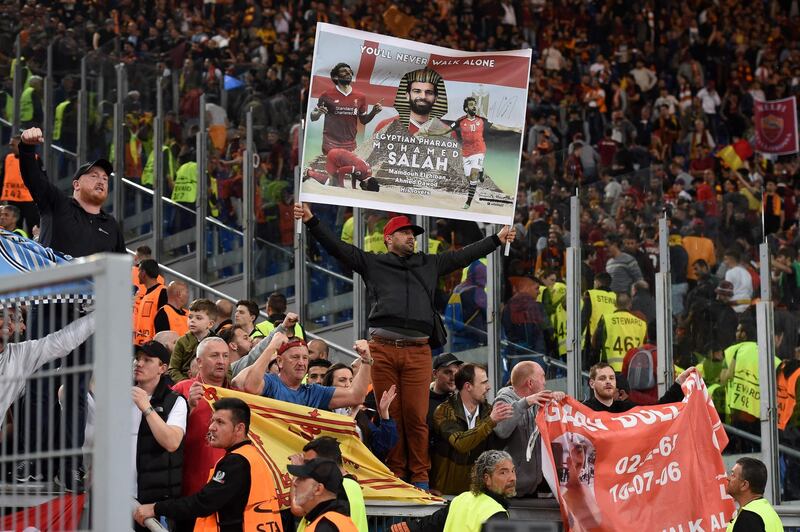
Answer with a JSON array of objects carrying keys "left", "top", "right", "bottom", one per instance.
[
  {"left": 536, "top": 373, "right": 736, "bottom": 532},
  {"left": 754, "top": 96, "right": 799, "bottom": 155}
]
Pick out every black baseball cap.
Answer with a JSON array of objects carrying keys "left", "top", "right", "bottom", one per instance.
[
  {"left": 73, "top": 159, "right": 114, "bottom": 181},
  {"left": 287, "top": 458, "right": 344, "bottom": 495},
  {"left": 433, "top": 352, "right": 462, "bottom": 370},
  {"left": 134, "top": 341, "right": 171, "bottom": 365}
]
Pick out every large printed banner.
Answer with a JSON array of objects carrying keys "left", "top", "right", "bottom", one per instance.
[
  {"left": 299, "top": 23, "right": 531, "bottom": 225},
  {"left": 536, "top": 374, "right": 736, "bottom": 532},
  {"left": 754, "top": 96, "right": 799, "bottom": 155},
  {"left": 202, "top": 386, "right": 439, "bottom": 507}
]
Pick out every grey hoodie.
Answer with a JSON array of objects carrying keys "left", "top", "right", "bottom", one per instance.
[{"left": 492, "top": 385, "right": 542, "bottom": 497}]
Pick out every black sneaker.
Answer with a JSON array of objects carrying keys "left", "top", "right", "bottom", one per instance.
[
  {"left": 55, "top": 468, "right": 85, "bottom": 494},
  {"left": 15, "top": 461, "right": 44, "bottom": 483}
]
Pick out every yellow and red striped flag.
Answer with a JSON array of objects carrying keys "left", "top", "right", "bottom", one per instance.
[
  {"left": 716, "top": 139, "right": 753, "bottom": 170},
  {"left": 201, "top": 386, "right": 441, "bottom": 507}
]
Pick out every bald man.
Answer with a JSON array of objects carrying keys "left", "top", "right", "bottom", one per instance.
[
  {"left": 493, "top": 361, "right": 564, "bottom": 497},
  {"left": 153, "top": 282, "right": 190, "bottom": 335},
  {"left": 153, "top": 330, "right": 180, "bottom": 355},
  {"left": 215, "top": 299, "right": 235, "bottom": 332},
  {"left": 308, "top": 339, "right": 330, "bottom": 361}
]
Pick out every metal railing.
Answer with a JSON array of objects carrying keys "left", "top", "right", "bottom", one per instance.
[{"left": 0, "top": 254, "right": 132, "bottom": 530}]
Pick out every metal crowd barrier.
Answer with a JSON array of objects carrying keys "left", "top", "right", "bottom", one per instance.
[{"left": 0, "top": 254, "right": 131, "bottom": 529}]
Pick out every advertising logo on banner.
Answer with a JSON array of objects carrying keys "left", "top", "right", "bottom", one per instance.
[
  {"left": 536, "top": 373, "right": 736, "bottom": 532},
  {"left": 201, "top": 386, "right": 440, "bottom": 507},
  {"left": 299, "top": 23, "right": 531, "bottom": 225},
  {"left": 754, "top": 97, "right": 799, "bottom": 155}
]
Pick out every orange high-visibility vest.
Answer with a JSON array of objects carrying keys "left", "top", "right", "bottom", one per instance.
[
  {"left": 132, "top": 266, "right": 165, "bottom": 293},
  {"left": 777, "top": 363, "right": 800, "bottom": 430},
  {"left": 1, "top": 154, "right": 33, "bottom": 202},
  {"left": 306, "top": 510, "right": 358, "bottom": 532},
  {"left": 133, "top": 284, "right": 166, "bottom": 345},
  {"left": 162, "top": 305, "right": 189, "bottom": 337},
  {"left": 194, "top": 443, "right": 283, "bottom": 532}
]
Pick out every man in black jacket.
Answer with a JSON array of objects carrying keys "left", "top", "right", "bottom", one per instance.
[
  {"left": 132, "top": 341, "right": 186, "bottom": 532},
  {"left": 19, "top": 127, "right": 125, "bottom": 256},
  {"left": 16, "top": 127, "right": 125, "bottom": 490},
  {"left": 295, "top": 202, "right": 515, "bottom": 489},
  {"left": 582, "top": 362, "right": 692, "bottom": 412}
]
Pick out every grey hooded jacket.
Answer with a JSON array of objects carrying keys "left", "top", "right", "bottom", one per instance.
[{"left": 492, "top": 385, "right": 542, "bottom": 497}]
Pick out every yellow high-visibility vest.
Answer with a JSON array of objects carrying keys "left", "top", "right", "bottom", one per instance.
[
  {"left": 724, "top": 341, "right": 780, "bottom": 418},
  {"left": 53, "top": 100, "right": 71, "bottom": 141},
  {"left": 142, "top": 145, "right": 176, "bottom": 187},
  {"left": 443, "top": 491, "right": 507, "bottom": 532},
  {"left": 19, "top": 86, "right": 35, "bottom": 122},
  {"left": 171, "top": 162, "right": 198, "bottom": 203},
  {"left": 601, "top": 310, "right": 647, "bottom": 372},
  {"left": 587, "top": 289, "right": 617, "bottom": 336},
  {"left": 725, "top": 498, "right": 783, "bottom": 532}
]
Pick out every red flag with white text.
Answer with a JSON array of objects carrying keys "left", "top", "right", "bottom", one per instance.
[{"left": 536, "top": 373, "right": 736, "bottom": 532}]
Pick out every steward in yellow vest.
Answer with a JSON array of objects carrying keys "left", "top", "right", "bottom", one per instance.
[
  {"left": 593, "top": 293, "right": 646, "bottom": 372},
  {"left": 252, "top": 294, "right": 305, "bottom": 340},
  {"left": 141, "top": 142, "right": 177, "bottom": 188},
  {"left": 392, "top": 450, "right": 513, "bottom": 532},
  {"left": 443, "top": 489, "right": 509, "bottom": 532},
  {"left": 582, "top": 273, "right": 617, "bottom": 352},
  {"left": 53, "top": 99, "right": 71, "bottom": 141},
  {"left": 721, "top": 323, "right": 781, "bottom": 420},
  {"left": 253, "top": 317, "right": 305, "bottom": 340},
  {"left": 172, "top": 161, "right": 198, "bottom": 204},
  {"left": 18, "top": 76, "right": 42, "bottom": 126},
  {"left": 18, "top": 86, "right": 35, "bottom": 123},
  {"left": 725, "top": 457, "right": 783, "bottom": 532},
  {"left": 540, "top": 273, "right": 567, "bottom": 357},
  {"left": 288, "top": 458, "right": 358, "bottom": 532},
  {"left": 134, "top": 398, "right": 283, "bottom": 532}
]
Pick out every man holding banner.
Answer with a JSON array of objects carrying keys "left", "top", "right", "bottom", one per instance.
[
  {"left": 583, "top": 362, "right": 689, "bottom": 413},
  {"left": 295, "top": 203, "right": 515, "bottom": 489}
]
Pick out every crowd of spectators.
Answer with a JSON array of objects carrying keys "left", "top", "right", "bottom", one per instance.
[{"left": 2, "top": 0, "right": 800, "bottom": 524}]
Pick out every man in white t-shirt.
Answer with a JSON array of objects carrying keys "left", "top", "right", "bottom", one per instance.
[
  {"left": 132, "top": 341, "right": 187, "bottom": 532},
  {"left": 722, "top": 248, "right": 753, "bottom": 313}
]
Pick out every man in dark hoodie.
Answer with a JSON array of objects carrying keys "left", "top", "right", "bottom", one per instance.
[
  {"left": 493, "top": 361, "right": 564, "bottom": 497},
  {"left": 295, "top": 202, "right": 515, "bottom": 490}
]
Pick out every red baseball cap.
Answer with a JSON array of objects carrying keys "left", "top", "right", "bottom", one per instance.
[{"left": 383, "top": 215, "right": 424, "bottom": 240}]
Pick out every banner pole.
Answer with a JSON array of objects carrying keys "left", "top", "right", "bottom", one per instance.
[
  {"left": 566, "top": 193, "right": 582, "bottom": 398},
  {"left": 655, "top": 215, "right": 673, "bottom": 396},
  {"left": 757, "top": 242, "right": 780, "bottom": 504},
  {"left": 296, "top": 119, "right": 305, "bottom": 235}
]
